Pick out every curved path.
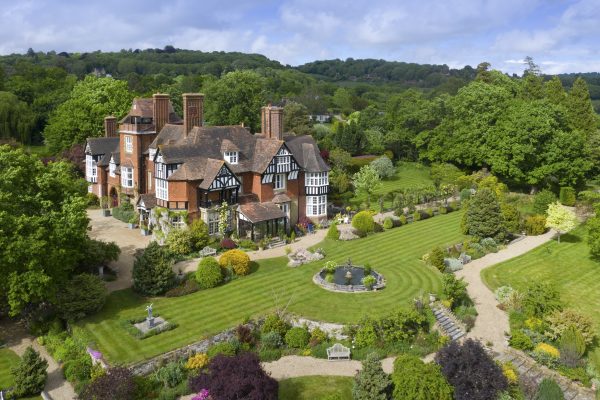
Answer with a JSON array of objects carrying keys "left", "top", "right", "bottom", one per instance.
[
  {"left": 455, "top": 230, "right": 555, "bottom": 352},
  {"left": 261, "top": 232, "right": 556, "bottom": 379}
]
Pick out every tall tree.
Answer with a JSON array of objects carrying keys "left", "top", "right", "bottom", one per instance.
[
  {"left": 43, "top": 76, "right": 133, "bottom": 152},
  {"left": 11, "top": 346, "right": 48, "bottom": 397},
  {"left": 545, "top": 202, "right": 577, "bottom": 243},
  {"left": 0, "top": 92, "right": 34, "bottom": 143},
  {"left": 545, "top": 76, "right": 567, "bottom": 106},
  {"left": 283, "top": 101, "right": 313, "bottom": 135},
  {"left": 566, "top": 77, "right": 597, "bottom": 137},
  {"left": 0, "top": 146, "right": 89, "bottom": 316},
  {"left": 203, "top": 70, "right": 265, "bottom": 132},
  {"left": 352, "top": 165, "right": 382, "bottom": 207}
]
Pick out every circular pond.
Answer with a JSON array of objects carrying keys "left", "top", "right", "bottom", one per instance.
[{"left": 313, "top": 263, "right": 385, "bottom": 292}]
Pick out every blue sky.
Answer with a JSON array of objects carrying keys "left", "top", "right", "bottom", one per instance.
[{"left": 1, "top": 0, "right": 599, "bottom": 74}]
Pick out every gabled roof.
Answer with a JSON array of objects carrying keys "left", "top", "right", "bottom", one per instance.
[
  {"left": 284, "top": 135, "right": 330, "bottom": 172},
  {"left": 152, "top": 125, "right": 284, "bottom": 174},
  {"left": 86, "top": 137, "right": 119, "bottom": 157},
  {"left": 137, "top": 193, "right": 157, "bottom": 210},
  {"left": 238, "top": 202, "right": 287, "bottom": 223},
  {"left": 167, "top": 156, "right": 224, "bottom": 186},
  {"left": 119, "top": 98, "right": 182, "bottom": 124}
]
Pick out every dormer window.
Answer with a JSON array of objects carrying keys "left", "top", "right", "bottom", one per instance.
[
  {"left": 109, "top": 160, "right": 116, "bottom": 177},
  {"left": 224, "top": 151, "right": 238, "bottom": 165}
]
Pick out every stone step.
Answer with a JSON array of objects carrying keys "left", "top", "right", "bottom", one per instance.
[{"left": 268, "top": 240, "right": 286, "bottom": 249}]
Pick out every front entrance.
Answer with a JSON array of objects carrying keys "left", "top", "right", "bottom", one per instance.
[{"left": 109, "top": 187, "right": 118, "bottom": 207}]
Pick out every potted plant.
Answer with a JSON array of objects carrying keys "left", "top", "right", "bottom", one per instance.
[
  {"left": 140, "top": 223, "right": 150, "bottom": 236},
  {"left": 128, "top": 214, "right": 138, "bottom": 229},
  {"left": 100, "top": 196, "right": 111, "bottom": 217}
]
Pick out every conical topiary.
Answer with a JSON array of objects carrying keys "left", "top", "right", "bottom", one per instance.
[{"left": 534, "top": 378, "right": 564, "bottom": 400}]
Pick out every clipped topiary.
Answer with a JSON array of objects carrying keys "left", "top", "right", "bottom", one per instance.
[
  {"left": 352, "top": 211, "right": 375, "bottom": 237},
  {"left": 219, "top": 249, "right": 251, "bottom": 276},
  {"left": 428, "top": 247, "right": 446, "bottom": 272},
  {"left": 284, "top": 327, "right": 310, "bottom": 348},
  {"left": 524, "top": 214, "right": 547, "bottom": 235},
  {"left": 534, "top": 378, "right": 564, "bottom": 400},
  {"left": 327, "top": 223, "right": 340, "bottom": 240},
  {"left": 559, "top": 187, "right": 576, "bottom": 206},
  {"left": 195, "top": 256, "right": 223, "bottom": 289}
]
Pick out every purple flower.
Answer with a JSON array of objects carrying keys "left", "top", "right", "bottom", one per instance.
[
  {"left": 86, "top": 347, "right": 103, "bottom": 359},
  {"left": 192, "top": 389, "right": 210, "bottom": 400}
]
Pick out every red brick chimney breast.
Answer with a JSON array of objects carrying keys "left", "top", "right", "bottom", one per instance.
[
  {"left": 104, "top": 116, "right": 117, "bottom": 137},
  {"left": 183, "top": 93, "right": 204, "bottom": 136},
  {"left": 153, "top": 93, "right": 170, "bottom": 134}
]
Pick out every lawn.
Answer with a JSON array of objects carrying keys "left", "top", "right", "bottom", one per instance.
[
  {"left": 79, "top": 211, "right": 465, "bottom": 364},
  {"left": 278, "top": 376, "right": 353, "bottom": 399},
  {"left": 0, "top": 348, "right": 19, "bottom": 390},
  {"left": 481, "top": 225, "right": 600, "bottom": 370},
  {"left": 350, "top": 161, "right": 433, "bottom": 209}
]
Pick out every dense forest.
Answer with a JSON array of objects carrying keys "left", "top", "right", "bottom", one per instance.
[{"left": 0, "top": 48, "right": 599, "bottom": 194}]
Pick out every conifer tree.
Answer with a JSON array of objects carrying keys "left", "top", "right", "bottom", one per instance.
[
  {"left": 352, "top": 353, "right": 392, "bottom": 400},
  {"left": 465, "top": 188, "right": 505, "bottom": 240},
  {"left": 545, "top": 76, "right": 567, "bottom": 106},
  {"left": 11, "top": 346, "right": 48, "bottom": 397},
  {"left": 567, "top": 78, "right": 597, "bottom": 137}
]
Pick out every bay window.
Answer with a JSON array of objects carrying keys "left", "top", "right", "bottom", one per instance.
[
  {"left": 121, "top": 167, "right": 133, "bottom": 188},
  {"left": 306, "top": 195, "right": 327, "bottom": 216}
]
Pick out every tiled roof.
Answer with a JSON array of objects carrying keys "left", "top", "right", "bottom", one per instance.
[
  {"left": 272, "top": 193, "right": 291, "bottom": 203},
  {"left": 238, "top": 202, "right": 287, "bottom": 223},
  {"left": 86, "top": 137, "right": 119, "bottom": 156},
  {"left": 119, "top": 98, "right": 182, "bottom": 124},
  {"left": 284, "top": 135, "right": 330, "bottom": 173},
  {"left": 137, "top": 193, "right": 157, "bottom": 210},
  {"left": 167, "top": 156, "right": 225, "bottom": 189}
]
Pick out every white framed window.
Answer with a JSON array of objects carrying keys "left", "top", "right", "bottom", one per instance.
[
  {"left": 170, "top": 215, "right": 185, "bottom": 229},
  {"left": 279, "top": 155, "right": 290, "bottom": 169},
  {"left": 279, "top": 202, "right": 290, "bottom": 218},
  {"left": 208, "top": 212, "right": 219, "bottom": 235},
  {"left": 109, "top": 161, "right": 116, "bottom": 177},
  {"left": 224, "top": 151, "right": 238, "bottom": 164},
  {"left": 274, "top": 173, "right": 286, "bottom": 190},
  {"left": 85, "top": 154, "right": 98, "bottom": 182},
  {"left": 305, "top": 172, "right": 328, "bottom": 187},
  {"left": 121, "top": 167, "right": 134, "bottom": 188},
  {"left": 156, "top": 178, "right": 168, "bottom": 201},
  {"left": 125, "top": 135, "right": 133, "bottom": 153},
  {"left": 306, "top": 195, "right": 327, "bottom": 216}
]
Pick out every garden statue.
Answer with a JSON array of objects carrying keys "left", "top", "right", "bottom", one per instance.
[{"left": 146, "top": 303, "right": 154, "bottom": 327}]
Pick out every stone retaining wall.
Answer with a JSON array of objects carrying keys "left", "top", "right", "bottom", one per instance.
[{"left": 128, "top": 321, "right": 259, "bottom": 375}]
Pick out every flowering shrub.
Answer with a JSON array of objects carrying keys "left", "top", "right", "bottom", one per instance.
[
  {"left": 219, "top": 249, "right": 251, "bottom": 276},
  {"left": 501, "top": 362, "right": 518, "bottom": 385},
  {"left": 495, "top": 286, "right": 514, "bottom": 305},
  {"left": 533, "top": 343, "right": 560, "bottom": 367},
  {"left": 535, "top": 343, "right": 560, "bottom": 358},
  {"left": 192, "top": 389, "right": 210, "bottom": 400},
  {"left": 186, "top": 353, "right": 209, "bottom": 371}
]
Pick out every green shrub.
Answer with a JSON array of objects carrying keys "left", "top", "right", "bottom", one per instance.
[
  {"left": 465, "top": 188, "right": 505, "bottom": 241},
  {"left": 559, "top": 327, "right": 586, "bottom": 367},
  {"left": 219, "top": 249, "right": 251, "bottom": 276},
  {"left": 327, "top": 223, "right": 340, "bottom": 239},
  {"left": 195, "top": 256, "right": 223, "bottom": 289},
  {"left": 398, "top": 215, "right": 407, "bottom": 225},
  {"left": 460, "top": 188, "right": 472, "bottom": 201},
  {"left": 258, "top": 348, "right": 282, "bottom": 362},
  {"left": 260, "top": 332, "right": 283, "bottom": 349},
  {"left": 352, "top": 211, "right": 375, "bottom": 237},
  {"left": 383, "top": 217, "right": 394, "bottom": 229},
  {"left": 534, "top": 378, "right": 564, "bottom": 400},
  {"left": 559, "top": 187, "right": 576, "bottom": 206},
  {"left": 261, "top": 314, "right": 291, "bottom": 338},
  {"left": 238, "top": 239, "right": 259, "bottom": 250},
  {"left": 132, "top": 242, "right": 175, "bottom": 296},
  {"left": 112, "top": 203, "right": 136, "bottom": 223},
  {"left": 284, "top": 327, "right": 310, "bottom": 348},
  {"left": 524, "top": 215, "right": 547, "bottom": 235},
  {"left": 55, "top": 273, "right": 107, "bottom": 320},
  {"left": 501, "top": 203, "right": 521, "bottom": 233},
  {"left": 412, "top": 211, "right": 422, "bottom": 221},
  {"left": 545, "top": 309, "right": 595, "bottom": 345},
  {"left": 523, "top": 282, "right": 562, "bottom": 317},
  {"left": 534, "top": 189, "right": 558, "bottom": 214},
  {"left": 154, "top": 361, "right": 186, "bottom": 389},
  {"left": 354, "top": 317, "right": 378, "bottom": 348},
  {"left": 11, "top": 346, "right": 48, "bottom": 397},
  {"left": 189, "top": 219, "right": 210, "bottom": 251},
  {"left": 309, "top": 327, "right": 328, "bottom": 345},
  {"left": 392, "top": 354, "right": 453, "bottom": 400},
  {"left": 439, "top": 206, "right": 448, "bottom": 214},
  {"left": 207, "top": 341, "right": 237, "bottom": 358},
  {"left": 509, "top": 329, "right": 534, "bottom": 351},
  {"left": 166, "top": 228, "right": 193, "bottom": 256},
  {"left": 362, "top": 275, "right": 376, "bottom": 289},
  {"left": 480, "top": 237, "right": 498, "bottom": 253},
  {"left": 63, "top": 355, "right": 92, "bottom": 383},
  {"left": 428, "top": 247, "right": 446, "bottom": 272},
  {"left": 86, "top": 193, "right": 99, "bottom": 207}
]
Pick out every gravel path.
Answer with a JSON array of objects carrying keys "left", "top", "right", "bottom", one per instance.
[
  {"left": 4, "top": 322, "right": 77, "bottom": 399},
  {"left": 455, "top": 230, "right": 556, "bottom": 352},
  {"left": 87, "top": 209, "right": 151, "bottom": 292}
]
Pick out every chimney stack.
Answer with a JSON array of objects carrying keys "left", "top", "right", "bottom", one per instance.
[
  {"left": 261, "top": 104, "right": 284, "bottom": 140},
  {"left": 104, "top": 116, "right": 117, "bottom": 137},
  {"left": 153, "top": 93, "right": 170, "bottom": 134},
  {"left": 183, "top": 93, "right": 204, "bottom": 136}
]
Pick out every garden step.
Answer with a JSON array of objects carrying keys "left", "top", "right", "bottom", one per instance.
[
  {"left": 268, "top": 240, "right": 286, "bottom": 249},
  {"left": 451, "top": 332, "right": 465, "bottom": 340}
]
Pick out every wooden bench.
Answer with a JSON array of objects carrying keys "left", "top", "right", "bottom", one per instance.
[
  {"left": 327, "top": 343, "right": 351, "bottom": 360},
  {"left": 199, "top": 246, "right": 217, "bottom": 257}
]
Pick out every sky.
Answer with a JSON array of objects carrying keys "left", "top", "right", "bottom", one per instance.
[{"left": 1, "top": 0, "right": 600, "bottom": 74}]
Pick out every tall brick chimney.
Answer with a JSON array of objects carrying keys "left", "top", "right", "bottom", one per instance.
[
  {"left": 261, "top": 104, "right": 284, "bottom": 140},
  {"left": 183, "top": 93, "right": 204, "bottom": 136},
  {"left": 153, "top": 93, "right": 170, "bottom": 134},
  {"left": 104, "top": 116, "right": 117, "bottom": 137}
]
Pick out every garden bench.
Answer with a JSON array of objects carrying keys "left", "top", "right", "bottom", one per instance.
[
  {"left": 199, "top": 246, "right": 217, "bottom": 257},
  {"left": 327, "top": 343, "right": 351, "bottom": 360}
]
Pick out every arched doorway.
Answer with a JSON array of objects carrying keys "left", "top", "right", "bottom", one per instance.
[{"left": 109, "top": 187, "right": 118, "bottom": 207}]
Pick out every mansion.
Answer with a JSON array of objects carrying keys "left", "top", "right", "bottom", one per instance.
[{"left": 85, "top": 94, "right": 329, "bottom": 238}]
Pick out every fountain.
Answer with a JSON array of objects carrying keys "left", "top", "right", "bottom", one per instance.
[{"left": 313, "top": 259, "right": 386, "bottom": 292}]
